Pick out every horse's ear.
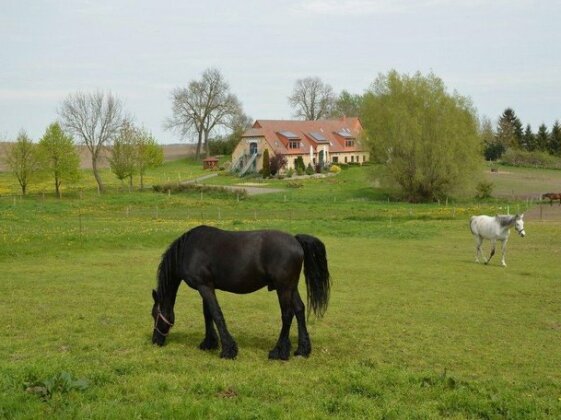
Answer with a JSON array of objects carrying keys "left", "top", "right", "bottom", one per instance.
[
  {"left": 520, "top": 213, "right": 524, "bottom": 219},
  {"left": 152, "top": 289, "right": 158, "bottom": 303}
]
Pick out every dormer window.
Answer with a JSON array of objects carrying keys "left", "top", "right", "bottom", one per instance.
[
  {"left": 289, "top": 141, "right": 301, "bottom": 149},
  {"left": 345, "top": 140, "right": 354, "bottom": 147}
]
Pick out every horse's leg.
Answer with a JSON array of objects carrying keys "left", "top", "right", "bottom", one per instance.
[
  {"left": 197, "top": 286, "right": 238, "bottom": 359},
  {"left": 500, "top": 239, "right": 508, "bottom": 267},
  {"left": 485, "top": 240, "right": 496, "bottom": 264},
  {"left": 198, "top": 299, "right": 219, "bottom": 351},
  {"left": 269, "top": 288, "right": 294, "bottom": 360},
  {"left": 292, "top": 289, "right": 311, "bottom": 357},
  {"left": 475, "top": 236, "right": 483, "bottom": 263}
]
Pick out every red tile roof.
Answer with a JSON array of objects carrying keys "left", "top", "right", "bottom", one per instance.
[{"left": 242, "top": 117, "right": 364, "bottom": 155}]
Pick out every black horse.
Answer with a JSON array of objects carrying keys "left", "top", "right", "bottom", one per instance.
[{"left": 151, "top": 225, "right": 331, "bottom": 360}]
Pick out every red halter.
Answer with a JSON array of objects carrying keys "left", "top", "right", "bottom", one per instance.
[{"left": 154, "top": 307, "right": 174, "bottom": 336}]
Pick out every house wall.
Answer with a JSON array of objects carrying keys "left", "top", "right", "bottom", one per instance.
[
  {"left": 231, "top": 137, "right": 274, "bottom": 172},
  {"left": 232, "top": 139, "right": 371, "bottom": 173}
]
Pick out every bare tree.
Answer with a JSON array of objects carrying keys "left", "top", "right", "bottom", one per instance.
[
  {"left": 166, "top": 68, "right": 244, "bottom": 160},
  {"left": 288, "top": 77, "right": 335, "bottom": 120},
  {"left": 59, "top": 91, "right": 124, "bottom": 193}
]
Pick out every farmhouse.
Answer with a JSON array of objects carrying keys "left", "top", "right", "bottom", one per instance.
[{"left": 231, "top": 117, "right": 369, "bottom": 175}]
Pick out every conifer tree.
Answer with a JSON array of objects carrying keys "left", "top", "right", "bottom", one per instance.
[
  {"left": 262, "top": 148, "right": 270, "bottom": 178},
  {"left": 548, "top": 121, "right": 561, "bottom": 156},
  {"left": 536, "top": 124, "right": 549, "bottom": 151}
]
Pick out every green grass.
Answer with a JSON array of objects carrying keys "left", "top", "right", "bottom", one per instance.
[{"left": 1, "top": 162, "right": 561, "bottom": 418}]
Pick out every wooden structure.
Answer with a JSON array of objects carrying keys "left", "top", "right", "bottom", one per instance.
[{"left": 203, "top": 157, "right": 219, "bottom": 170}]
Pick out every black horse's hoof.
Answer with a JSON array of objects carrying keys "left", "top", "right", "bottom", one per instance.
[
  {"left": 268, "top": 345, "right": 290, "bottom": 361},
  {"left": 199, "top": 338, "right": 219, "bottom": 351},
  {"left": 294, "top": 348, "right": 311, "bottom": 358},
  {"left": 220, "top": 343, "right": 238, "bottom": 359}
]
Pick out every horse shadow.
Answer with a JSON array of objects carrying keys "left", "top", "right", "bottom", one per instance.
[{"left": 147, "top": 328, "right": 277, "bottom": 354}]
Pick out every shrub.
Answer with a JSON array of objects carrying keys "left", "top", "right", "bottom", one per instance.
[
  {"left": 305, "top": 163, "right": 315, "bottom": 175},
  {"left": 270, "top": 154, "right": 287, "bottom": 176},
  {"left": 286, "top": 168, "right": 294, "bottom": 178},
  {"left": 475, "top": 181, "right": 494, "bottom": 199},
  {"left": 152, "top": 182, "right": 248, "bottom": 199},
  {"left": 501, "top": 148, "right": 561, "bottom": 169},
  {"left": 330, "top": 165, "right": 341, "bottom": 174},
  {"left": 294, "top": 156, "right": 305, "bottom": 173},
  {"left": 286, "top": 180, "right": 303, "bottom": 188},
  {"left": 262, "top": 149, "right": 270, "bottom": 178}
]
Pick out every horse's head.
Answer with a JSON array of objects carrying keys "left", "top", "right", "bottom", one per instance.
[
  {"left": 151, "top": 289, "right": 174, "bottom": 346},
  {"left": 514, "top": 214, "right": 525, "bottom": 237}
]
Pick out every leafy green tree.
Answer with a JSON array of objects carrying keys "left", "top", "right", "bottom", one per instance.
[
  {"left": 262, "top": 148, "right": 270, "bottom": 178},
  {"left": 480, "top": 117, "right": 501, "bottom": 161},
  {"left": 361, "top": 70, "right": 481, "bottom": 202},
  {"left": 38, "top": 122, "right": 80, "bottom": 198},
  {"left": 536, "top": 124, "right": 549, "bottom": 151},
  {"left": 109, "top": 122, "right": 138, "bottom": 190},
  {"left": 548, "top": 120, "right": 561, "bottom": 156},
  {"left": 136, "top": 129, "right": 163, "bottom": 190},
  {"left": 4, "top": 131, "right": 42, "bottom": 195}
]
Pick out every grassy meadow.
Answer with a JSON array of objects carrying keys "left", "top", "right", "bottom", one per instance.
[{"left": 1, "top": 160, "right": 561, "bottom": 418}]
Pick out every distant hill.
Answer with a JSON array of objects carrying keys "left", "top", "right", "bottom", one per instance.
[{"left": 0, "top": 142, "right": 197, "bottom": 171}]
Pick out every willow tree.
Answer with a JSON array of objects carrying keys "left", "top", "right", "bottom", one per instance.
[{"left": 361, "top": 71, "right": 481, "bottom": 202}]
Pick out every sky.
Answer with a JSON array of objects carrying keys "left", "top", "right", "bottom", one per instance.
[{"left": 1, "top": 0, "right": 560, "bottom": 144}]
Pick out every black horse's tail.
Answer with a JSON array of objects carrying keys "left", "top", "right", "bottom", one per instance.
[{"left": 295, "top": 234, "right": 331, "bottom": 318}]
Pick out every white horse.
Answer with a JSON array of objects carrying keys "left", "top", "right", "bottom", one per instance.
[{"left": 469, "top": 214, "right": 526, "bottom": 267}]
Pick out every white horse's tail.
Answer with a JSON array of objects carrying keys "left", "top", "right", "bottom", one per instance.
[{"left": 469, "top": 216, "right": 477, "bottom": 235}]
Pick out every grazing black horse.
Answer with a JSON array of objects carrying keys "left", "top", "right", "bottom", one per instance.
[{"left": 151, "top": 225, "right": 331, "bottom": 360}]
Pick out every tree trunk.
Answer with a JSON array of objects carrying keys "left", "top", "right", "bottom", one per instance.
[
  {"left": 92, "top": 156, "right": 105, "bottom": 193},
  {"left": 55, "top": 174, "right": 61, "bottom": 199},
  {"left": 140, "top": 170, "right": 144, "bottom": 190},
  {"left": 195, "top": 131, "right": 203, "bottom": 160},
  {"left": 128, "top": 175, "right": 133, "bottom": 192},
  {"left": 204, "top": 129, "right": 210, "bottom": 158}
]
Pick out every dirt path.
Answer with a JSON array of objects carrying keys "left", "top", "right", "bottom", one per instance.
[{"left": 181, "top": 173, "right": 284, "bottom": 196}]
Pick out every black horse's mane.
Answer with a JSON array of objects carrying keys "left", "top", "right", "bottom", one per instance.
[{"left": 156, "top": 229, "right": 194, "bottom": 299}]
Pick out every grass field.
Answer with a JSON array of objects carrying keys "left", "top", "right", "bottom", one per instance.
[{"left": 1, "top": 161, "right": 561, "bottom": 418}]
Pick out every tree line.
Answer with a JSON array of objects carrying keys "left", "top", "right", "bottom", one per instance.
[
  {"left": 3, "top": 112, "right": 163, "bottom": 197},
  {"left": 481, "top": 108, "right": 561, "bottom": 160},
  {"left": 2, "top": 66, "right": 557, "bottom": 202}
]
